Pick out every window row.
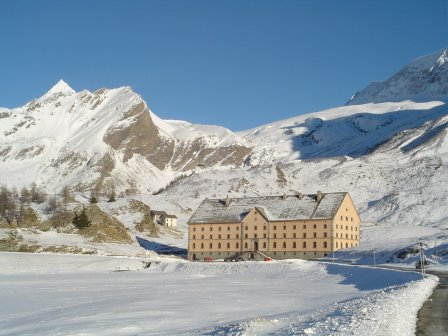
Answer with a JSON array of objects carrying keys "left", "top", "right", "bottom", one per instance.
[
  {"left": 192, "top": 241, "right": 330, "bottom": 250},
  {"left": 340, "top": 216, "right": 354, "bottom": 222},
  {"left": 335, "top": 233, "right": 358, "bottom": 239},
  {"left": 335, "top": 224, "right": 358, "bottom": 231},
  {"left": 191, "top": 232, "right": 331, "bottom": 240},
  {"left": 335, "top": 241, "right": 357, "bottom": 248},
  {"left": 192, "top": 223, "right": 331, "bottom": 233}
]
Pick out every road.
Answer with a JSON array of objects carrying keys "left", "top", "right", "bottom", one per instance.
[{"left": 416, "top": 270, "right": 448, "bottom": 336}]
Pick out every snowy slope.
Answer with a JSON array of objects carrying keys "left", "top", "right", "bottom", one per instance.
[
  {"left": 347, "top": 48, "right": 448, "bottom": 105},
  {"left": 0, "top": 253, "right": 437, "bottom": 336}
]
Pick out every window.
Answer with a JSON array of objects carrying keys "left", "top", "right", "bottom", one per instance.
[
  {"left": 209, "top": 243, "right": 212, "bottom": 248},
  {"left": 254, "top": 226, "right": 257, "bottom": 230},
  {"left": 351, "top": 217, "right": 353, "bottom": 222},
  {"left": 245, "top": 242, "right": 248, "bottom": 248},
  {"left": 303, "top": 224, "right": 306, "bottom": 229},
  {"left": 236, "top": 234, "right": 239, "bottom": 239},
  {"left": 346, "top": 234, "right": 348, "bottom": 239},
  {"left": 336, "top": 225, "right": 338, "bottom": 229},
  {"left": 346, "top": 226, "right": 348, "bottom": 230},
  {"left": 209, "top": 235, "right": 212, "bottom": 239},
  {"left": 324, "top": 224, "right": 327, "bottom": 229},
  {"left": 293, "top": 242, "right": 297, "bottom": 248},
  {"left": 201, "top": 243, "right": 204, "bottom": 249},
  {"left": 193, "top": 243, "right": 195, "bottom": 249},
  {"left": 218, "top": 234, "right": 221, "bottom": 239},
  {"left": 313, "top": 242, "right": 317, "bottom": 248},
  {"left": 227, "top": 234, "right": 230, "bottom": 239},
  {"left": 274, "top": 233, "right": 277, "bottom": 238},
  {"left": 313, "top": 224, "right": 316, "bottom": 229},
  {"left": 283, "top": 233, "right": 286, "bottom": 238},
  {"left": 263, "top": 226, "right": 266, "bottom": 230},
  {"left": 210, "top": 227, "right": 213, "bottom": 231},
  {"left": 263, "top": 233, "right": 267, "bottom": 238},
  {"left": 346, "top": 217, "right": 348, "bottom": 221},
  {"left": 201, "top": 227, "right": 204, "bottom": 231},
  {"left": 324, "top": 232, "right": 327, "bottom": 238},
  {"left": 355, "top": 227, "right": 358, "bottom": 232},
  {"left": 293, "top": 233, "right": 297, "bottom": 238},
  {"left": 227, "top": 227, "right": 230, "bottom": 231},
  {"left": 236, "top": 242, "right": 239, "bottom": 249},
  {"left": 245, "top": 234, "right": 248, "bottom": 238},
  {"left": 336, "top": 233, "right": 338, "bottom": 238},
  {"left": 236, "top": 227, "right": 239, "bottom": 231},
  {"left": 313, "top": 232, "right": 317, "bottom": 238},
  {"left": 293, "top": 225, "right": 296, "bottom": 230},
  {"left": 283, "top": 242, "right": 286, "bottom": 248},
  {"left": 218, "top": 227, "right": 222, "bottom": 231},
  {"left": 254, "top": 234, "right": 258, "bottom": 238},
  {"left": 193, "top": 227, "right": 196, "bottom": 232},
  {"left": 218, "top": 243, "right": 221, "bottom": 249},
  {"left": 273, "top": 242, "right": 277, "bottom": 248},
  {"left": 193, "top": 235, "right": 196, "bottom": 239},
  {"left": 274, "top": 226, "right": 277, "bottom": 230},
  {"left": 283, "top": 225, "right": 286, "bottom": 230},
  {"left": 355, "top": 235, "right": 357, "bottom": 240},
  {"left": 303, "top": 242, "right": 307, "bottom": 248},
  {"left": 227, "top": 242, "right": 230, "bottom": 248},
  {"left": 263, "top": 242, "right": 267, "bottom": 248},
  {"left": 341, "top": 216, "right": 343, "bottom": 220},
  {"left": 201, "top": 235, "right": 204, "bottom": 239},
  {"left": 336, "top": 242, "right": 338, "bottom": 248},
  {"left": 323, "top": 241, "right": 328, "bottom": 248},
  {"left": 245, "top": 226, "right": 248, "bottom": 230},
  {"left": 346, "top": 242, "right": 348, "bottom": 248},
  {"left": 303, "top": 233, "right": 306, "bottom": 238}
]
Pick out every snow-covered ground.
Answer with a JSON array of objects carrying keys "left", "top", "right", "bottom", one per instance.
[{"left": 0, "top": 252, "right": 437, "bottom": 336}]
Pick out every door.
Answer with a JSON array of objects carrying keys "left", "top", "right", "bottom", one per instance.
[{"left": 254, "top": 241, "right": 259, "bottom": 251}]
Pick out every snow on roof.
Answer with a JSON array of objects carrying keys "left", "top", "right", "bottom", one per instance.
[{"left": 188, "top": 193, "right": 346, "bottom": 224}]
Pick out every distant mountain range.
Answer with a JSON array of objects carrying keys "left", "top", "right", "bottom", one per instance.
[{"left": 0, "top": 48, "right": 447, "bottom": 200}]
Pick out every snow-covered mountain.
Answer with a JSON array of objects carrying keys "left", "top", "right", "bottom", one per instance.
[
  {"left": 347, "top": 48, "right": 448, "bottom": 105},
  {"left": 1, "top": 49, "right": 447, "bottom": 259},
  {"left": 0, "top": 80, "right": 251, "bottom": 193}
]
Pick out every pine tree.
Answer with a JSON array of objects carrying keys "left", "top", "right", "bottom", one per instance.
[{"left": 73, "top": 207, "right": 91, "bottom": 229}]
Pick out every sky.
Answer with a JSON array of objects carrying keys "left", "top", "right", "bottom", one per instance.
[{"left": 0, "top": 0, "right": 447, "bottom": 131}]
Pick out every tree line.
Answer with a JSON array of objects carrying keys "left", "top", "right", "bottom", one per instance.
[{"left": 0, "top": 182, "right": 117, "bottom": 228}]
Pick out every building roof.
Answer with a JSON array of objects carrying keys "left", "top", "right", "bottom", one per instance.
[
  {"left": 188, "top": 193, "right": 347, "bottom": 224},
  {"left": 151, "top": 210, "right": 168, "bottom": 216},
  {"left": 163, "top": 214, "right": 177, "bottom": 219}
]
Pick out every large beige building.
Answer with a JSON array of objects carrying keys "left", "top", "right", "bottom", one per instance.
[{"left": 187, "top": 192, "right": 360, "bottom": 261}]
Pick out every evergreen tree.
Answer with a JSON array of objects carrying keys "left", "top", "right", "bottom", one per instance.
[{"left": 73, "top": 207, "right": 91, "bottom": 229}]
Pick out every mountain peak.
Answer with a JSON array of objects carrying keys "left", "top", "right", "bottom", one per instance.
[
  {"left": 347, "top": 48, "right": 448, "bottom": 105},
  {"left": 44, "top": 79, "right": 76, "bottom": 97}
]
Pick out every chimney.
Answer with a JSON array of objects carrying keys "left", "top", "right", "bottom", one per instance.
[
  {"left": 224, "top": 195, "right": 231, "bottom": 207},
  {"left": 296, "top": 192, "right": 303, "bottom": 200},
  {"left": 316, "top": 191, "right": 323, "bottom": 203},
  {"left": 282, "top": 193, "right": 287, "bottom": 200}
]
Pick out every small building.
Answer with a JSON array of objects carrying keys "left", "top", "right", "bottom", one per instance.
[
  {"left": 150, "top": 210, "right": 167, "bottom": 224},
  {"left": 161, "top": 214, "right": 177, "bottom": 227},
  {"left": 187, "top": 192, "right": 361, "bottom": 261},
  {"left": 151, "top": 210, "right": 177, "bottom": 227}
]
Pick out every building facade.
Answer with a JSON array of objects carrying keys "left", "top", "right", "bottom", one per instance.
[{"left": 187, "top": 192, "right": 361, "bottom": 261}]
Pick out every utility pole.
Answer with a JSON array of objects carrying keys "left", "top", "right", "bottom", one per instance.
[{"left": 419, "top": 242, "right": 425, "bottom": 279}]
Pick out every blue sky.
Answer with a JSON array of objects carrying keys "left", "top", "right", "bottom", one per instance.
[{"left": 0, "top": 0, "right": 447, "bottom": 130}]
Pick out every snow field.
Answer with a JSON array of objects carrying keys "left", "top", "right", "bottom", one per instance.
[{"left": 0, "top": 253, "right": 437, "bottom": 336}]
